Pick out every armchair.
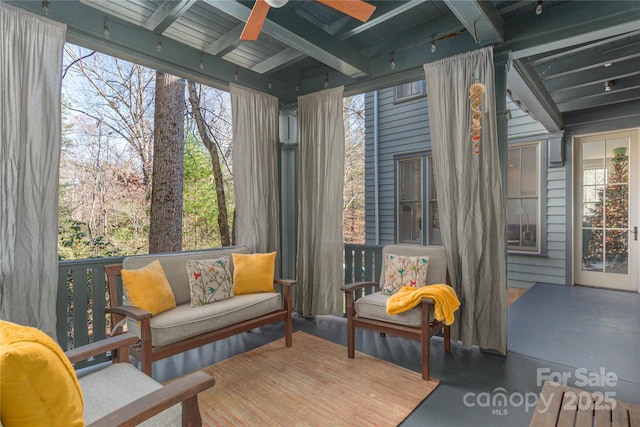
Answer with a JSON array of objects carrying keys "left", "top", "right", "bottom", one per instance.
[
  {"left": 342, "top": 244, "right": 453, "bottom": 380},
  {"left": 0, "top": 318, "right": 214, "bottom": 427}
]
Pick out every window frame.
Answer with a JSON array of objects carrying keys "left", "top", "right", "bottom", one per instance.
[
  {"left": 506, "top": 140, "right": 546, "bottom": 255},
  {"left": 394, "top": 151, "right": 440, "bottom": 245},
  {"left": 394, "top": 80, "right": 426, "bottom": 103}
]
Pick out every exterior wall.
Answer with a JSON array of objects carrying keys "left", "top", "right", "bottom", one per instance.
[
  {"left": 365, "top": 87, "right": 431, "bottom": 245},
  {"left": 364, "top": 88, "right": 570, "bottom": 289}
]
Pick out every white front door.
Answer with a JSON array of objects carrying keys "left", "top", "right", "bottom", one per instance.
[{"left": 574, "top": 130, "right": 639, "bottom": 292}]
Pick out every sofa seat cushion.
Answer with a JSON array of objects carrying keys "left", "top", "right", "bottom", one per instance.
[
  {"left": 355, "top": 291, "right": 433, "bottom": 327},
  {"left": 127, "top": 292, "right": 283, "bottom": 347},
  {"left": 80, "top": 363, "right": 180, "bottom": 426}
]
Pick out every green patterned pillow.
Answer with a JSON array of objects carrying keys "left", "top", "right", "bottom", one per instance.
[
  {"left": 187, "top": 257, "right": 233, "bottom": 307},
  {"left": 381, "top": 254, "right": 430, "bottom": 296}
]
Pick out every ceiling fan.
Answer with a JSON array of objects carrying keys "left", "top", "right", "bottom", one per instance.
[{"left": 240, "top": 0, "right": 377, "bottom": 40}]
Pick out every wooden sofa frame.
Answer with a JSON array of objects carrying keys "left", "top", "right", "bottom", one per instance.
[
  {"left": 341, "top": 270, "right": 452, "bottom": 381},
  {"left": 67, "top": 332, "right": 215, "bottom": 426},
  {"left": 105, "top": 264, "right": 295, "bottom": 377}
]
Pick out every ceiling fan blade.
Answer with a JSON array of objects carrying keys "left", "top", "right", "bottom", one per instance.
[
  {"left": 240, "top": 0, "right": 271, "bottom": 41},
  {"left": 316, "top": 0, "right": 376, "bottom": 22}
]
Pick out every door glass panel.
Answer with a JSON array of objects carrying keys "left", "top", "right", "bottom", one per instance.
[
  {"left": 605, "top": 229, "right": 628, "bottom": 274},
  {"left": 581, "top": 137, "right": 630, "bottom": 274}
]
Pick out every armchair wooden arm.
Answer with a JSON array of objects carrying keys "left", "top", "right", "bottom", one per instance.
[
  {"left": 106, "top": 305, "right": 153, "bottom": 321},
  {"left": 66, "top": 333, "right": 139, "bottom": 364},
  {"left": 274, "top": 278, "right": 296, "bottom": 287},
  {"left": 341, "top": 281, "right": 378, "bottom": 292}
]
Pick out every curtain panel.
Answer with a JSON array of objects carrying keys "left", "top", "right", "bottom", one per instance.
[
  {"left": 423, "top": 46, "right": 507, "bottom": 354},
  {"left": 0, "top": 3, "right": 66, "bottom": 338},
  {"left": 296, "top": 86, "right": 345, "bottom": 316},
  {"left": 230, "top": 83, "right": 279, "bottom": 255}
]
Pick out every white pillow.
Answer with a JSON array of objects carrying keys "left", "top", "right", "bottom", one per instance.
[{"left": 381, "top": 254, "right": 430, "bottom": 296}]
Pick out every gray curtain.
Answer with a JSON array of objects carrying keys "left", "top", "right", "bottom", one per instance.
[
  {"left": 296, "top": 86, "right": 345, "bottom": 316},
  {"left": 0, "top": 3, "right": 66, "bottom": 338},
  {"left": 423, "top": 46, "right": 507, "bottom": 354},
  {"left": 229, "top": 83, "right": 279, "bottom": 255}
]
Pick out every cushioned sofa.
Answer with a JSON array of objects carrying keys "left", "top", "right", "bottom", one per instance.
[{"left": 105, "top": 246, "right": 295, "bottom": 377}]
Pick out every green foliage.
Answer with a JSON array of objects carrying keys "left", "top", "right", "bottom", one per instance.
[
  {"left": 183, "top": 134, "right": 235, "bottom": 249},
  {"left": 58, "top": 219, "right": 118, "bottom": 260}
]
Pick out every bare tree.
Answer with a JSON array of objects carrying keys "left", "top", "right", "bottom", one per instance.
[
  {"left": 187, "top": 81, "right": 232, "bottom": 247},
  {"left": 149, "top": 72, "right": 185, "bottom": 253},
  {"left": 343, "top": 95, "right": 366, "bottom": 244},
  {"left": 63, "top": 46, "right": 156, "bottom": 190}
]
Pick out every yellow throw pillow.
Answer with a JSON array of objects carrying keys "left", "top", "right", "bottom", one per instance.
[
  {"left": 0, "top": 320, "right": 84, "bottom": 427},
  {"left": 121, "top": 259, "right": 176, "bottom": 315},
  {"left": 232, "top": 252, "right": 277, "bottom": 295}
]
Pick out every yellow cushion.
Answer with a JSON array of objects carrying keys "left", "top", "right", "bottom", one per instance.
[
  {"left": 232, "top": 252, "right": 276, "bottom": 295},
  {"left": 121, "top": 259, "right": 176, "bottom": 315},
  {"left": 0, "top": 320, "right": 84, "bottom": 427}
]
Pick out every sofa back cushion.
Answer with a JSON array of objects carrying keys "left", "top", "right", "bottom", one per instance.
[
  {"left": 122, "top": 247, "right": 251, "bottom": 306},
  {"left": 379, "top": 245, "right": 447, "bottom": 290}
]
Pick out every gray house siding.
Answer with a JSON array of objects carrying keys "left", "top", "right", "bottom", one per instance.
[
  {"left": 364, "top": 88, "right": 570, "bottom": 288},
  {"left": 365, "top": 87, "right": 431, "bottom": 245}
]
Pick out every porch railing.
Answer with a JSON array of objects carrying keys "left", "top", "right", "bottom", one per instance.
[
  {"left": 343, "top": 243, "right": 383, "bottom": 301},
  {"left": 56, "top": 244, "right": 384, "bottom": 365}
]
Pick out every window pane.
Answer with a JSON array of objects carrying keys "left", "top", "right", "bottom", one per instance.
[
  {"left": 429, "top": 202, "right": 441, "bottom": 245},
  {"left": 507, "top": 148, "right": 521, "bottom": 198},
  {"left": 520, "top": 145, "right": 537, "bottom": 196},
  {"left": 605, "top": 229, "right": 628, "bottom": 274},
  {"left": 398, "top": 158, "right": 422, "bottom": 244},
  {"left": 583, "top": 229, "right": 603, "bottom": 272},
  {"left": 506, "top": 143, "right": 540, "bottom": 252}
]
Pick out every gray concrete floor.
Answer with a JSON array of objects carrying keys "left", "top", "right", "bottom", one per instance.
[{"left": 151, "top": 282, "right": 640, "bottom": 426}]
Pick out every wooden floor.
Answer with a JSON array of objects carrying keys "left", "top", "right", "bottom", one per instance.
[
  {"left": 149, "top": 283, "right": 640, "bottom": 427},
  {"left": 530, "top": 381, "right": 640, "bottom": 427},
  {"left": 508, "top": 286, "right": 528, "bottom": 306}
]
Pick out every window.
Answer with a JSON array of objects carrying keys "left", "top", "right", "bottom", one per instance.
[
  {"left": 395, "top": 80, "right": 426, "bottom": 102},
  {"left": 397, "top": 156, "right": 440, "bottom": 245},
  {"left": 507, "top": 142, "right": 540, "bottom": 253}
]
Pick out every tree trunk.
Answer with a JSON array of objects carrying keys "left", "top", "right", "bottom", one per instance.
[
  {"left": 149, "top": 72, "right": 185, "bottom": 253},
  {"left": 187, "top": 81, "right": 232, "bottom": 247}
]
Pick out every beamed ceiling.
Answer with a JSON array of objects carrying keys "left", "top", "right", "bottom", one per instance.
[{"left": 7, "top": 0, "right": 640, "bottom": 131}]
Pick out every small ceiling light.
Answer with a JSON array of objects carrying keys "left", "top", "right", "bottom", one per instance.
[
  {"left": 324, "top": 71, "right": 329, "bottom": 88},
  {"left": 265, "top": 0, "right": 288, "bottom": 7},
  {"left": 199, "top": 55, "right": 204, "bottom": 71},
  {"left": 42, "top": 0, "right": 50, "bottom": 16},
  {"left": 535, "top": 1, "right": 543, "bottom": 15},
  {"left": 234, "top": 66, "right": 239, "bottom": 81},
  {"left": 390, "top": 51, "right": 396, "bottom": 69},
  {"left": 604, "top": 80, "right": 613, "bottom": 92},
  {"left": 604, "top": 62, "right": 612, "bottom": 67},
  {"left": 103, "top": 17, "right": 110, "bottom": 39},
  {"left": 156, "top": 35, "right": 162, "bottom": 52},
  {"left": 431, "top": 41, "right": 436, "bottom": 53}
]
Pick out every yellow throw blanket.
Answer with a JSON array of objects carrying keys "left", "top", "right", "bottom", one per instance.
[{"left": 386, "top": 284, "right": 460, "bottom": 325}]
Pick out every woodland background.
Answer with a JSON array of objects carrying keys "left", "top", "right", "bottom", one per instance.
[{"left": 58, "top": 44, "right": 365, "bottom": 260}]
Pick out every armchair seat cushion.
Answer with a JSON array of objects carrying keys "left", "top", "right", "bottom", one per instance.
[
  {"left": 127, "top": 292, "right": 283, "bottom": 347},
  {"left": 355, "top": 292, "right": 433, "bottom": 327},
  {"left": 80, "top": 363, "right": 180, "bottom": 426}
]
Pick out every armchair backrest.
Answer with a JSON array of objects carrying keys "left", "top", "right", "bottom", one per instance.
[{"left": 379, "top": 245, "right": 448, "bottom": 290}]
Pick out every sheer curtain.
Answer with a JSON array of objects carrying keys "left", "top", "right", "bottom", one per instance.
[
  {"left": 230, "top": 83, "right": 279, "bottom": 254},
  {"left": 0, "top": 3, "right": 66, "bottom": 338},
  {"left": 296, "top": 86, "right": 345, "bottom": 316},
  {"left": 424, "top": 46, "right": 507, "bottom": 354}
]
